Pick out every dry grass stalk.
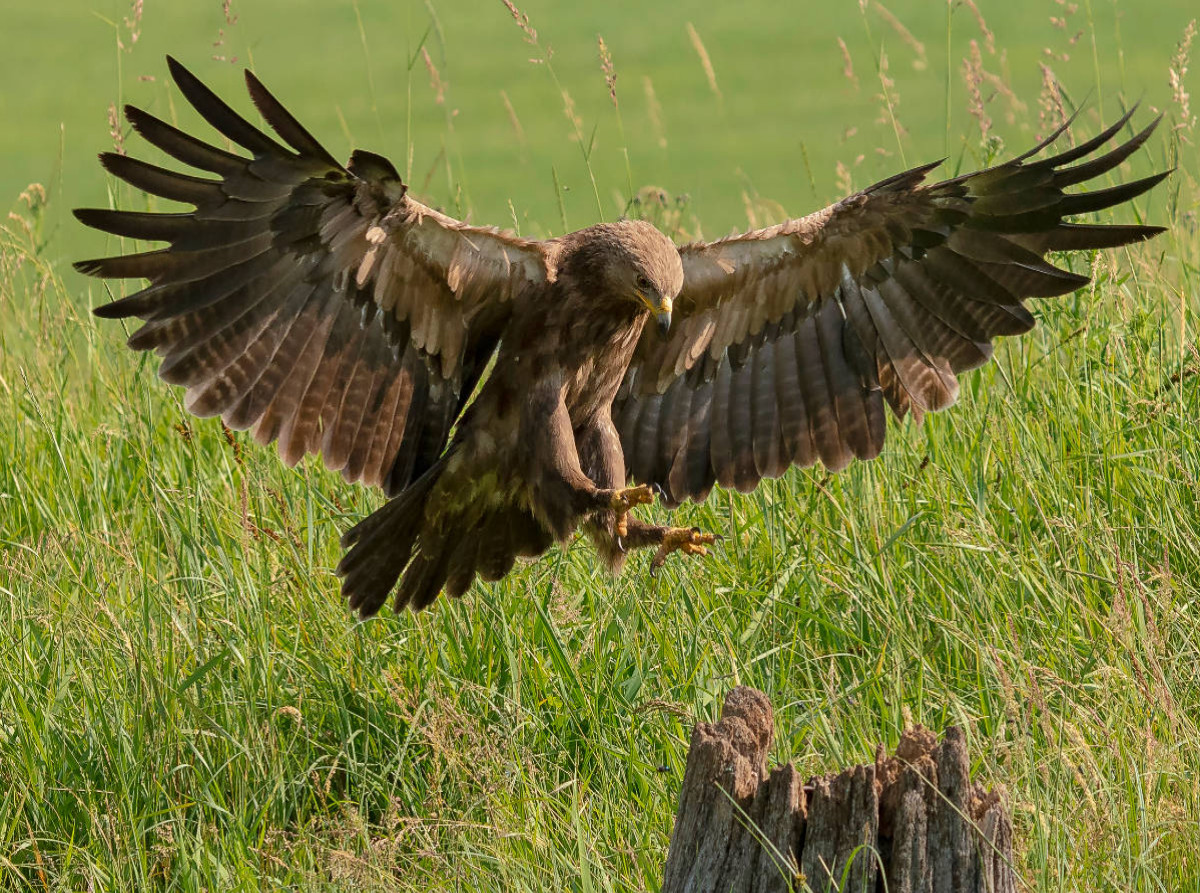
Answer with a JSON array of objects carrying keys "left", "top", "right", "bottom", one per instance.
[
  {"left": 598, "top": 35, "right": 617, "bottom": 108},
  {"left": 960, "top": 0, "right": 995, "bottom": 55},
  {"left": 501, "top": 0, "right": 538, "bottom": 47},
  {"left": 212, "top": 0, "right": 239, "bottom": 63},
  {"left": 500, "top": 90, "right": 526, "bottom": 148},
  {"left": 643, "top": 76, "right": 667, "bottom": 148},
  {"left": 873, "top": 47, "right": 906, "bottom": 138},
  {"left": 421, "top": 47, "right": 446, "bottom": 105},
  {"left": 1045, "top": 0, "right": 1082, "bottom": 63},
  {"left": 117, "top": 0, "right": 143, "bottom": 52},
  {"left": 835, "top": 160, "right": 853, "bottom": 196},
  {"left": 560, "top": 88, "right": 583, "bottom": 141},
  {"left": 1170, "top": 19, "right": 1197, "bottom": 142},
  {"left": 741, "top": 192, "right": 759, "bottom": 230},
  {"left": 980, "top": 55, "right": 1027, "bottom": 124},
  {"left": 686, "top": 23, "right": 722, "bottom": 102},
  {"left": 963, "top": 39, "right": 991, "bottom": 141},
  {"left": 838, "top": 37, "right": 859, "bottom": 90},
  {"left": 500, "top": 0, "right": 602, "bottom": 215},
  {"left": 873, "top": 1, "right": 927, "bottom": 70},
  {"left": 107, "top": 103, "right": 125, "bottom": 155},
  {"left": 1037, "top": 63, "right": 1069, "bottom": 141},
  {"left": 18, "top": 183, "right": 46, "bottom": 212}
]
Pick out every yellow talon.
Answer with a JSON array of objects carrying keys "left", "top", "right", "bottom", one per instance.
[
  {"left": 652, "top": 527, "right": 718, "bottom": 570},
  {"left": 610, "top": 484, "right": 654, "bottom": 536}
]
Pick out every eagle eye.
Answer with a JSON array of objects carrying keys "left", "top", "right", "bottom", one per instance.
[{"left": 636, "top": 274, "right": 651, "bottom": 290}]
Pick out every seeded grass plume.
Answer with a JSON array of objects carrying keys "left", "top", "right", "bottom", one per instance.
[{"left": 2, "top": 0, "right": 1199, "bottom": 889}]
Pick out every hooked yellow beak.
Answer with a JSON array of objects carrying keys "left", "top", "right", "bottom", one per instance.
[
  {"left": 647, "top": 295, "right": 672, "bottom": 337},
  {"left": 655, "top": 308, "right": 672, "bottom": 338}
]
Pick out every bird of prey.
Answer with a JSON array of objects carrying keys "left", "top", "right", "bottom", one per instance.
[{"left": 77, "top": 57, "right": 1165, "bottom": 617}]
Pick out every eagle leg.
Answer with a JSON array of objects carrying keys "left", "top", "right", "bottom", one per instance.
[
  {"left": 610, "top": 517, "right": 719, "bottom": 573},
  {"left": 607, "top": 483, "right": 655, "bottom": 537}
]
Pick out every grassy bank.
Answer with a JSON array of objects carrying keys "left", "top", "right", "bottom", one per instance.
[{"left": 2, "top": 1, "right": 1199, "bottom": 889}]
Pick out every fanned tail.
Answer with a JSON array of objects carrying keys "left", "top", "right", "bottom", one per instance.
[{"left": 337, "top": 461, "right": 445, "bottom": 618}]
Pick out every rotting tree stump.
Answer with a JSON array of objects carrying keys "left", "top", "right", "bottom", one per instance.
[{"left": 662, "top": 687, "right": 1016, "bottom": 893}]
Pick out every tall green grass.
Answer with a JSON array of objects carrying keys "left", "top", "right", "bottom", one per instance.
[{"left": 2, "top": 2, "right": 1199, "bottom": 890}]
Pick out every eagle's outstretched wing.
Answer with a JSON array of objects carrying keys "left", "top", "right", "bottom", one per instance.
[
  {"left": 76, "top": 57, "right": 547, "bottom": 495},
  {"left": 615, "top": 110, "right": 1166, "bottom": 504}
]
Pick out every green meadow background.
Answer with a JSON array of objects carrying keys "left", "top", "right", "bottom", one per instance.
[
  {"left": 4, "top": 0, "right": 1195, "bottom": 251},
  {"left": 3, "top": 0, "right": 1199, "bottom": 889}
]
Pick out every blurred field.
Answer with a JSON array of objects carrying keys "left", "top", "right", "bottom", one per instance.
[
  {"left": 3, "top": 0, "right": 1195, "bottom": 252},
  {"left": 3, "top": 1, "right": 1200, "bottom": 890}
]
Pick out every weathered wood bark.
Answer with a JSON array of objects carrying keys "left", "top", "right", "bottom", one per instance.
[{"left": 663, "top": 687, "right": 1016, "bottom": 893}]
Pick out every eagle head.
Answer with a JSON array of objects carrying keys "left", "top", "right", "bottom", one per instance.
[{"left": 560, "top": 219, "right": 684, "bottom": 336}]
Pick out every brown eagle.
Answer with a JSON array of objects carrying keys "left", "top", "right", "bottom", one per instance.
[{"left": 77, "top": 57, "right": 1165, "bottom": 617}]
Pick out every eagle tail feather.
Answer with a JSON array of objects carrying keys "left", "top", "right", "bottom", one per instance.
[{"left": 337, "top": 459, "right": 444, "bottom": 618}]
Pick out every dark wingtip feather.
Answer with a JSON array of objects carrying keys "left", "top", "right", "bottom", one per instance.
[
  {"left": 91, "top": 296, "right": 135, "bottom": 319},
  {"left": 866, "top": 158, "right": 945, "bottom": 193},
  {"left": 74, "top": 207, "right": 193, "bottom": 243},
  {"left": 1026, "top": 265, "right": 1091, "bottom": 297},
  {"left": 73, "top": 207, "right": 100, "bottom": 228},
  {"left": 166, "top": 54, "right": 282, "bottom": 156},
  {"left": 74, "top": 258, "right": 104, "bottom": 278},
  {"left": 165, "top": 55, "right": 198, "bottom": 93},
  {"left": 243, "top": 69, "right": 344, "bottom": 170},
  {"left": 97, "top": 152, "right": 220, "bottom": 205},
  {"left": 1036, "top": 103, "right": 1139, "bottom": 168},
  {"left": 164, "top": 56, "right": 203, "bottom": 106},
  {"left": 122, "top": 103, "right": 245, "bottom": 176},
  {"left": 1132, "top": 224, "right": 1168, "bottom": 242},
  {"left": 1008, "top": 104, "right": 1085, "bottom": 163},
  {"left": 1060, "top": 169, "right": 1172, "bottom": 215},
  {"left": 1029, "top": 223, "right": 1167, "bottom": 252},
  {"left": 124, "top": 103, "right": 161, "bottom": 141},
  {"left": 1055, "top": 114, "right": 1163, "bottom": 188}
]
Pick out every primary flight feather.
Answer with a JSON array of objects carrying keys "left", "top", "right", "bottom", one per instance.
[{"left": 77, "top": 56, "right": 1166, "bottom": 616}]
